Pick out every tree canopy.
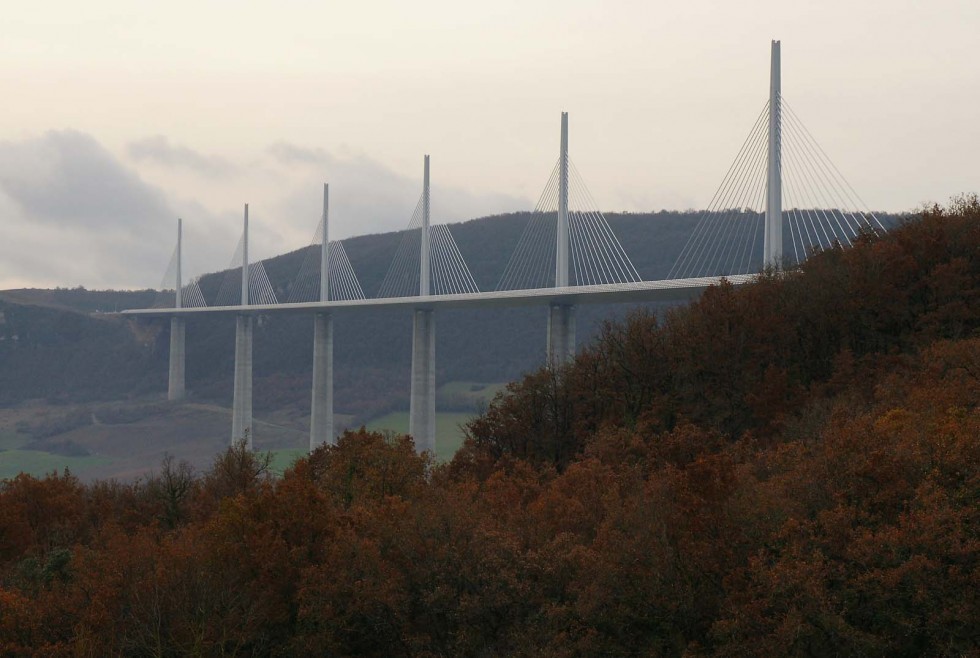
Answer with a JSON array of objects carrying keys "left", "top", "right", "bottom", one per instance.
[{"left": 0, "top": 199, "right": 976, "bottom": 656}]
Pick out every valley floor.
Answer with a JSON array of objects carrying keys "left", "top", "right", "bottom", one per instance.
[{"left": 0, "top": 380, "right": 503, "bottom": 481}]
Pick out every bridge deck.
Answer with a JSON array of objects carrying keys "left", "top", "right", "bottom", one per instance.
[{"left": 121, "top": 275, "right": 755, "bottom": 317}]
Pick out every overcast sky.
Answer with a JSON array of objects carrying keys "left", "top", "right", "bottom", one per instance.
[{"left": 1, "top": 0, "right": 977, "bottom": 289}]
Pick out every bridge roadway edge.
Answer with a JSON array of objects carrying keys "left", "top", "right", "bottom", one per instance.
[
  {"left": 124, "top": 275, "right": 754, "bottom": 455},
  {"left": 119, "top": 276, "right": 756, "bottom": 319}
]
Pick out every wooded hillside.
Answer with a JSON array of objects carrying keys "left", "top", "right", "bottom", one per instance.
[
  {"left": 0, "top": 209, "right": 904, "bottom": 419},
  {"left": 0, "top": 199, "right": 974, "bottom": 655},
  {"left": 0, "top": 210, "right": 760, "bottom": 415}
]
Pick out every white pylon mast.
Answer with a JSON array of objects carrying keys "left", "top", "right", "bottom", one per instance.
[
  {"left": 556, "top": 112, "right": 569, "bottom": 288},
  {"left": 765, "top": 40, "right": 782, "bottom": 267},
  {"left": 420, "top": 155, "right": 431, "bottom": 297},
  {"left": 320, "top": 184, "right": 329, "bottom": 302},
  {"left": 241, "top": 204, "right": 249, "bottom": 306},
  {"left": 175, "top": 218, "right": 182, "bottom": 309}
]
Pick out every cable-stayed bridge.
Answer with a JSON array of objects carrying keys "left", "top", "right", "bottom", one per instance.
[{"left": 125, "top": 41, "right": 882, "bottom": 454}]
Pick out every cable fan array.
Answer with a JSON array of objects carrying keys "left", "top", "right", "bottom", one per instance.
[
  {"left": 153, "top": 241, "right": 207, "bottom": 308},
  {"left": 155, "top": 99, "right": 884, "bottom": 303},
  {"left": 497, "top": 159, "right": 640, "bottom": 291},
  {"left": 287, "top": 218, "right": 365, "bottom": 303},
  {"left": 213, "top": 233, "right": 279, "bottom": 306},
  {"left": 669, "top": 98, "right": 884, "bottom": 279},
  {"left": 780, "top": 100, "right": 885, "bottom": 264},
  {"left": 377, "top": 194, "right": 480, "bottom": 298}
]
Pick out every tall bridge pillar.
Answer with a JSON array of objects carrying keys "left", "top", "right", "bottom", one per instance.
[
  {"left": 556, "top": 112, "right": 570, "bottom": 289},
  {"left": 409, "top": 309, "right": 436, "bottom": 454},
  {"left": 168, "top": 318, "right": 186, "bottom": 400},
  {"left": 310, "top": 183, "right": 335, "bottom": 450},
  {"left": 167, "top": 217, "right": 186, "bottom": 401},
  {"left": 549, "top": 113, "right": 577, "bottom": 366},
  {"left": 764, "top": 40, "right": 782, "bottom": 267},
  {"left": 547, "top": 303, "right": 576, "bottom": 366},
  {"left": 231, "top": 204, "right": 253, "bottom": 448},
  {"left": 409, "top": 156, "right": 436, "bottom": 454},
  {"left": 232, "top": 315, "right": 253, "bottom": 447},
  {"left": 310, "top": 312, "right": 333, "bottom": 449}
]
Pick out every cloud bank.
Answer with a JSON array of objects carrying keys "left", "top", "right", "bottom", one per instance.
[
  {"left": 0, "top": 132, "right": 531, "bottom": 290},
  {"left": 0, "top": 131, "right": 177, "bottom": 288},
  {"left": 265, "top": 142, "right": 528, "bottom": 234},
  {"left": 128, "top": 136, "right": 236, "bottom": 177}
]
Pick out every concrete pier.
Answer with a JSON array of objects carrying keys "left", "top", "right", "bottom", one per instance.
[
  {"left": 308, "top": 184, "right": 334, "bottom": 451},
  {"left": 556, "top": 112, "right": 570, "bottom": 288},
  {"left": 765, "top": 40, "right": 782, "bottom": 267},
  {"left": 548, "top": 114, "right": 576, "bottom": 367},
  {"left": 230, "top": 204, "right": 253, "bottom": 447},
  {"left": 547, "top": 303, "right": 576, "bottom": 366},
  {"left": 309, "top": 312, "right": 334, "bottom": 449},
  {"left": 167, "top": 318, "right": 186, "bottom": 400},
  {"left": 409, "top": 309, "right": 436, "bottom": 454},
  {"left": 408, "top": 157, "right": 436, "bottom": 454},
  {"left": 167, "top": 218, "right": 186, "bottom": 401},
  {"left": 231, "top": 315, "right": 253, "bottom": 447}
]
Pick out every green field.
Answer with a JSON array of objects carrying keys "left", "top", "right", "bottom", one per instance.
[
  {"left": 0, "top": 449, "right": 110, "bottom": 480},
  {"left": 0, "top": 380, "right": 509, "bottom": 481},
  {"left": 357, "top": 381, "right": 506, "bottom": 462},
  {"left": 0, "top": 424, "right": 112, "bottom": 480},
  {"left": 264, "top": 410, "right": 476, "bottom": 473},
  {"left": 366, "top": 411, "right": 475, "bottom": 462},
  {"left": 267, "top": 448, "right": 308, "bottom": 476},
  {"left": 436, "top": 381, "right": 508, "bottom": 406}
]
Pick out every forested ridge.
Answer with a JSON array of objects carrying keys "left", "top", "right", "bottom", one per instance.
[
  {"left": 0, "top": 210, "right": 722, "bottom": 412},
  {"left": 0, "top": 209, "right": 902, "bottom": 417},
  {"left": 0, "top": 199, "right": 976, "bottom": 655}
]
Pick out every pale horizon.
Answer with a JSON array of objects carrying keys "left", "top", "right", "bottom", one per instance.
[{"left": 1, "top": 0, "right": 977, "bottom": 290}]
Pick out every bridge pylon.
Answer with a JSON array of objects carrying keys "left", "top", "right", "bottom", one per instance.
[
  {"left": 310, "top": 184, "right": 335, "bottom": 451},
  {"left": 548, "top": 112, "right": 576, "bottom": 367},
  {"left": 764, "top": 39, "right": 782, "bottom": 268},
  {"left": 168, "top": 217, "right": 186, "bottom": 401},
  {"left": 231, "top": 204, "right": 254, "bottom": 448},
  {"left": 409, "top": 155, "right": 436, "bottom": 454}
]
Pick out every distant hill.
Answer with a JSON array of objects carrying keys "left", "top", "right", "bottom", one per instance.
[
  {"left": 0, "top": 298, "right": 165, "bottom": 405},
  {"left": 0, "top": 209, "right": 906, "bottom": 420},
  {"left": 0, "top": 200, "right": 971, "bottom": 655}
]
